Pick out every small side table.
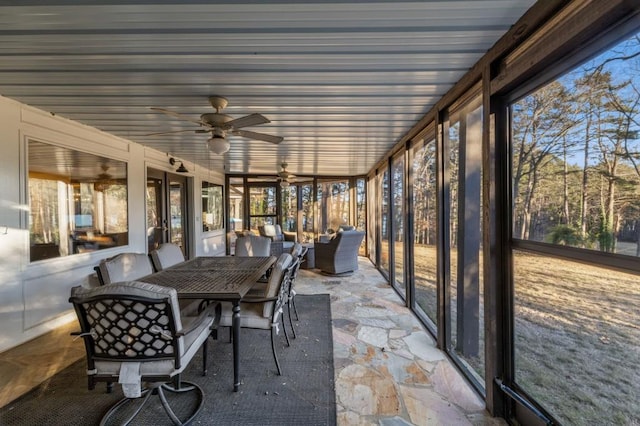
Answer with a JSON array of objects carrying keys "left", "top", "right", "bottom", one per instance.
[{"left": 301, "top": 243, "right": 315, "bottom": 269}]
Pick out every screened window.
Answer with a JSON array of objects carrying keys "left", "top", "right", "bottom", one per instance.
[
  {"left": 412, "top": 135, "right": 438, "bottom": 329},
  {"left": 356, "top": 177, "right": 367, "bottom": 255},
  {"left": 510, "top": 30, "right": 640, "bottom": 425},
  {"left": 248, "top": 184, "right": 277, "bottom": 230},
  {"left": 446, "top": 90, "right": 484, "bottom": 385},
  {"left": 317, "top": 179, "right": 350, "bottom": 233},
  {"left": 28, "top": 140, "right": 128, "bottom": 261},
  {"left": 379, "top": 169, "right": 390, "bottom": 276},
  {"left": 511, "top": 33, "right": 640, "bottom": 255},
  {"left": 301, "top": 183, "right": 315, "bottom": 242},
  {"left": 281, "top": 184, "right": 298, "bottom": 233},
  {"left": 391, "top": 154, "right": 406, "bottom": 298},
  {"left": 228, "top": 177, "right": 244, "bottom": 233}
]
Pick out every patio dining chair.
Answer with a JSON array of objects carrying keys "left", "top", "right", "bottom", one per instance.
[
  {"left": 150, "top": 243, "right": 185, "bottom": 271},
  {"left": 234, "top": 235, "right": 271, "bottom": 257},
  {"left": 219, "top": 253, "right": 294, "bottom": 375},
  {"left": 95, "top": 252, "right": 154, "bottom": 286},
  {"left": 96, "top": 250, "right": 200, "bottom": 317},
  {"left": 69, "top": 281, "right": 221, "bottom": 426},
  {"left": 287, "top": 244, "right": 308, "bottom": 326}
]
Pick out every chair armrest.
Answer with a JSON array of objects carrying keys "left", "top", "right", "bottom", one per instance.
[
  {"left": 314, "top": 241, "right": 334, "bottom": 257},
  {"left": 318, "top": 234, "right": 333, "bottom": 243},
  {"left": 177, "top": 301, "right": 221, "bottom": 336}
]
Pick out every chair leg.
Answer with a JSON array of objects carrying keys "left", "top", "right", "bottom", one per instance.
[
  {"left": 281, "top": 312, "right": 290, "bottom": 347},
  {"left": 202, "top": 337, "right": 208, "bottom": 376},
  {"left": 159, "top": 381, "right": 204, "bottom": 425},
  {"left": 287, "top": 301, "right": 296, "bottom": 339},
  {"left": 101, "top": 381, "right": 204, "bottom": 426},
  {"left": 270, "top": 327, "right": 282, "bottom": 376},
  {"left": 291, "top": 294, "right": 299, "bottom": 321}
]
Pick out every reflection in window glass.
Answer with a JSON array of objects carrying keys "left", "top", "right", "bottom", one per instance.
[
  {"left": 169, "top": 179, "right": 185, "bottom": 247},
  {"left": 412, "top": 138, "right": 438, "bottom": 329},
  {"left": 511, "top": 30, "right": 640, "bottom": 425},
  {"left": 202, "top": 181, "right": 223, "bottom": 232},
  {"left": 28, "top": 140, "right": 128, "bottom": 261},
  {"left": 146, "top": 175, "right": 163, "bottom": 252}
]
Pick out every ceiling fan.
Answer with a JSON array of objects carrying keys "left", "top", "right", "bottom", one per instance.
[
  {"left": 149, "top": 96, "right": 283, "bottom": 154},
  {"left": 278, "top": 162, "right": 295, "bottom": 182},
  {"left": 256, "top": 162, "right": 308, "bottom": 187},
  {"left": 277, "top": 162, "right": 306, "bottom": 187}
]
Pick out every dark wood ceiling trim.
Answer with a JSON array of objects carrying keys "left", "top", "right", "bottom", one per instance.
[{"left": 492, "top": 0, "right": 640, "bottom": 95}]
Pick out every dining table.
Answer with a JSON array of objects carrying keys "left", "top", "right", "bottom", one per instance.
[{"left": 140, "top": 255, "right": 276, "bottom": 392}]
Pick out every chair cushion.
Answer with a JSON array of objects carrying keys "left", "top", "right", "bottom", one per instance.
[
  {"left": 235, "top": 235, "right": 271, "bottom": 256},
  {"left": 94, "top": 311, "right": 212, "bottom": 377},
  {"left": 150, "top": 243, "right": 185, "bottom": 271},
  {"left": 260, "top": 224, "right": 284, "bottom": 242},
  {"left": 218, "top": 253, "right": 293, "bottom": 326},
  {"left": 219, "top": 301, "right": 271, "bottom": 329},
  {"left": 290, "top": 242, "right": 303, "bottom": 257},
  {"left": 98, "top": 253, "right": 154, "bottom": 284}
]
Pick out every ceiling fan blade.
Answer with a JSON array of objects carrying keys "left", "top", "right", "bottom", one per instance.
[
  {"left": 223, "top": 113, "right": 270, "bottom": 130},
  {"left": 233, "top": 129, "right": 283, "bottom": 144},
  {"left": 143, "top": 128, "right": 208, "bottom": 136},
  {"left": 150, "top": 107, "right": 211, "bottom": 127}
]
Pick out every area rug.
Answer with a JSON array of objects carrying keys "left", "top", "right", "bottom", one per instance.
[{"left": 0, "top": 294, "right": 336, "bottom": 426}]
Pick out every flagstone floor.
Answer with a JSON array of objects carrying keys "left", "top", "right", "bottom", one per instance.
[
  {"left": 0, "top": 256, "right": 504, "bottom": 425},
  {"left": 296, "top": 258, "right": 504, "bottom": 426}
]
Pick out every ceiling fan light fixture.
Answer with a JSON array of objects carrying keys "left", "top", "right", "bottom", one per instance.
[
  {"left": 208, "top": 136, "right": 230, "bottom": 154},
  {"left": 280, "top": 180, "right": 290, "bottom": 188}
]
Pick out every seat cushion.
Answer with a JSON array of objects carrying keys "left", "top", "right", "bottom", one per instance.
[
  {"left": 150, "top": 243, "right": 185, "bottom": 271},
  {"left": 219, "top": 302, "right": 271, "bottom": 329},
  {"left": 99, "top": 253, "right": 154, "bottom": 284},
  {"left": 94, "top": 311, "right": 212, "bottom": 377}
]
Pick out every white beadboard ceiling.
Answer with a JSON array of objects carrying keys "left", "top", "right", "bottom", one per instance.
[{"left": 0, "top": 0, "right": 535, "bottom": 177}]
